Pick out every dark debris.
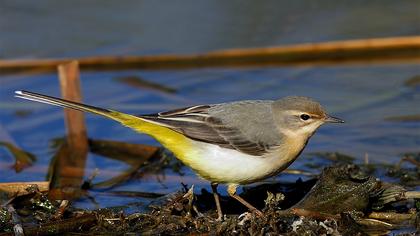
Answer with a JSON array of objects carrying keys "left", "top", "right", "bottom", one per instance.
[{"left": 0, "top": 153, "right": 419, "bottom": 235}]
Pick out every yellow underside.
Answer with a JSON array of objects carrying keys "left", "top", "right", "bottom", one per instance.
[{"left": 111, "top": 111, "right": 194, "bottom": 164}]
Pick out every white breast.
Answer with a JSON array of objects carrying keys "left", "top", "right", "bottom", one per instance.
[{"left": 182, "top": 139, "right": 303, "bottom": 185}]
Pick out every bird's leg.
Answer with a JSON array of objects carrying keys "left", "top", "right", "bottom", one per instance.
[
  {"left": 227, "top": 184, "right": 263, "bottom": 216},
  {"left": 210, "top": 182, "right": 223, "bottom": 221}
]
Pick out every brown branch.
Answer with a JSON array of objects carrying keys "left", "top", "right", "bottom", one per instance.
[
  {"left": 1, "top": 36, "right": 420, "bottom": 74},
  {"left": 48, "top": 61, "right": 88, "bottom": 199},
  {"left": 0, "top": 182, "right": 49, "bottom": 197},
  {"left": 58, "top": 61, "right": 88, "bottom": 154}
]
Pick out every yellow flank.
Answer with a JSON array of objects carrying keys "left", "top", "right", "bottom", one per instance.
[{"left": 108, "top": 111, "right": 194, "bottom": 163}]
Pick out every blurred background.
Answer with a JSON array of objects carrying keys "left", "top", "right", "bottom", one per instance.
[{"left": 0, "top": 1, "right": 419, "bottom": 209}]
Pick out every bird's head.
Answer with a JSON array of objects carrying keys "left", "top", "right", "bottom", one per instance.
[{"left": 272, "top": 96, "right": 344, "bottom": 138}]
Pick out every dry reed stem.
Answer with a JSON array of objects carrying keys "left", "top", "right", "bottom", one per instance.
[
  {"left": 0, "top": 36, "right": 419, "bottom": 74},
  {"left": 48, "top": 61, "right": 88, "bottom": 195},
  {"left": 58, "top": 61, "right": 88, "bottom": 153},
  {"left": 0, "top": 182, "right": 49, "bottom": 196}
]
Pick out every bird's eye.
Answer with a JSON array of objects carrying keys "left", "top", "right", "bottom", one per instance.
[{"left": 300, "top": 114, "right": 310, "bottom": 121}]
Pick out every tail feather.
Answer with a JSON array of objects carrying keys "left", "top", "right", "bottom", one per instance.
[
  {"left": 15, "top": 90, "right": 194, "bottom": 162},
  {"left": 14, "top": 90, "right": 130, "bottom": 123}
]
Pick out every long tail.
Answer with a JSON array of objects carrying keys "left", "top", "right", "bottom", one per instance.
[
  {"left": 14, "top": 90, "right": 136, "bottom": 124},
  {"left": 15, "top": 90, "right": 192, "bottom": 158}
]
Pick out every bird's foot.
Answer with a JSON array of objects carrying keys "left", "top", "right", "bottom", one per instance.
[{"left": 227, "top": 184, "right": 264, "bottom": 217}]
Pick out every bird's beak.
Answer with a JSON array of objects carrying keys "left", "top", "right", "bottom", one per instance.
[{"left": 324, "top": 115, "right": 345, "bottom": 123}]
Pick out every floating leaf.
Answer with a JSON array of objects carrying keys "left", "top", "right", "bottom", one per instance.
[
  {"left": 0, "top": 142, "right": 36, "bottom": 172},
  {"left": 115, "top": 76, "right": 176, "bottom": 94},
  {"left": 385, "top": 114, "right": 420, "bottom": 122},
  {"left": 91, "top": 165, "right": 142, "bottom": 190},
  {"left": 404, "top": 75, "right": 420, "bottom": 87},
  {"left": 88, "top": 139, "right": 159, "bottom": 167}
]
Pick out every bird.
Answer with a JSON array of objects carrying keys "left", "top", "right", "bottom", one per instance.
[{"left": 15, "top": 90, "right": 344, "bottom": 219}]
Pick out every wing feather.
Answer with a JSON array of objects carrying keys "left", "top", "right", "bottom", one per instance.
[{"left": 140, "top": 104, "right": 275, "bottom": 156}]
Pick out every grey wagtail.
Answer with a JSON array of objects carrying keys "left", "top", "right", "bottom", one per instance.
[{"left": 15, "top": 90, "right": 344, "bottom": 219}]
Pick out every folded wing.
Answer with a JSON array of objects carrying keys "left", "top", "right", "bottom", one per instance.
[{"left": 140, "top": 104, "right": 276, "bottom": 156}]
